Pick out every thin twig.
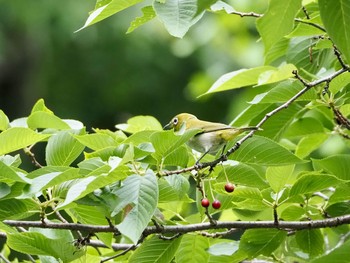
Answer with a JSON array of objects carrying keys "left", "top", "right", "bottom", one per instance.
[
  {"left": 0, "top": 254, "right": 11, "bottom": 263},
  {"left": 227, "top": 9, "right": 326, "bottom": 32}
]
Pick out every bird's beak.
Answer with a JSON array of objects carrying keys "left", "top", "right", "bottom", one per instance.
[{"left": 163, "top": 122, "right": 173, "bottom": 130}]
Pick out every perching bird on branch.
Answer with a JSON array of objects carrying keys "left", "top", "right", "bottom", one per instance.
[{"left": 164, "top": 113, "right": 259, "bottom": 163}]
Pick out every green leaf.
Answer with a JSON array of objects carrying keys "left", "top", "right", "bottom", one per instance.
[
  {"left": 296, "top": 229, "right": 324, "bottom": 258},
  {"left": 21, "top": 167, "right": 81, "bottom": 198},
  {"left": 175, "top": 235, "right": 210, "bottom": 263},
  {"left": 27, "top": 112, "right": 70, "bottom": 130},
  {"left": 329, "top": 72, "right": 350, "bottom": 94},
  {"left": 289, "top": 173, "right": 342, "bottom": 197},
  {"left": 7, "top": 231, "right": 82, "bottom": 262},
  {"left": 0, "top": 110, "right": 9, "bottom": 131},
  {"left": 0, "top": 127, "right": 49, "bottom": 155},
  {"left": 206, "top": 66, "right": 274, "bottom": 94},
  {"left": 78, "top": 0, "right": 143, "bottom": 31},
  {"left": 0, "top": 199, "right": 39, "bottom": 220},
  {"left": 127, "top": 6, "right": 156, "bottom": 34},
  {"left": 266, "top": 165, "right": 294, "bottom": 193},
  {"left": 231, "top": 135, "right": 304, "bottom": 166},
  {"left": 116, "top": 115, "right": 162, "bottom": 134},
  {"left": 129, "top": 235, "right": 182, "bottom": 263},
  {"left": 57, "top": 164, "right": 129, "bottom": 209},
  {"left": 319, "top": 0, "right": 350, "bottom": 63},
  {"left": 150, "top": 129, "right": 199, "bottom": 164},
  {"left": 311, "top": 239, "right": 350, "bottom": 263},
  {"left": 312, "top": 155, "right": 350, "bottom": 180},
  {"left": 75, "top": 133, "right": 119, "bottom": 150},
  {"left": 0, "top": 161, "right": 29, "bottom": 183},
  {"left": 116, "top": 172, "right": 159, "bottom": 244},
  {"left": 153, "top": 0, "right": 203, "bottom": 38},
  {"left": 219, "top": 163, "right": 268, "bottom": 188},
  {"left": 256, "top": 0, "right": 302, "bottom": 55},
  {"left": 280, "top": 204, "right": 305, "bottom": 221},
  {"left": 205, "top": 64, "right": 296, "bottom": 94},
  {"left": 68, "top": 205, "right": 112, "bottom": 247},
  {"left": 197, "top": 0, "right": 217, "bottom": 14},
  {"left": 285, "top": 117, "right": 325, "bottom": 138},
  {"left": 239, "top": 229, "right": 287, "bottom": 258},
  {"left": 257, "top": 64, "right": 297, "bottom": 86},
  {"left": 295, "top": 134, "right": 328, "bottom": 159},
  {"left": 249, "top": 80, "right": 316, "bottom": 104},
  {"left": 257, "top": 103, "right": 302, "bottom": 140},
  {"left": 286, "top": 37, "right": 334, "bottom": 77},
  {"left": 46, "top": 131, "right": 85, "bottom": 166},
  {"left": 328, "top": 185, "right": 350, "bottom": 204},
  {"left": 207, "top": 241, "right": 239, "bottom": 256}
]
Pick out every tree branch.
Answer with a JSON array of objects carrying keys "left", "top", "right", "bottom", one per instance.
[{"left": 3, "top": 214, "right": 350, "bottom": 236}]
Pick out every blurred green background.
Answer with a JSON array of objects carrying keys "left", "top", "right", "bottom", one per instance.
[{"left": 0, "top": 0, "right": 264, "bottom": 129}]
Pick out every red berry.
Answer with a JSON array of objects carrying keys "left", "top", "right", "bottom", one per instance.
[
  {"left": 225, "top": 183, "right": 235, "bottom": 193},
  {"left": 201, "top": 198, "right": 210, "bottom": 207},
  {"left": 212, "top": 199, "right": 221, "bottom": 209}
]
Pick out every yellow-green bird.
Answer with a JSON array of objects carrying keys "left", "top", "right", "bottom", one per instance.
[{"left": 164, "top": 113, "right": 259, "bottom": 163}]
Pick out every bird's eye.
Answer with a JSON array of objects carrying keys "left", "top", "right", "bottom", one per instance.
[{"left": 173, "top": 117, "right": 178, "bottom": 125}]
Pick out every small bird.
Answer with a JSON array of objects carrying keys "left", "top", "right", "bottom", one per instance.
[{"left": 164, "top": 113, "right": 259, "bottom": 163}]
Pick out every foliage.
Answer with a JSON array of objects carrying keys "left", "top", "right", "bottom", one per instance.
[{"left": 1, "top": 0, "right": 350, "bottom": 262}]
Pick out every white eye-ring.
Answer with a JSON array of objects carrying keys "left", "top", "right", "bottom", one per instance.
[{"left": 173, "top": 117, "right": 178, "bottom": 125}]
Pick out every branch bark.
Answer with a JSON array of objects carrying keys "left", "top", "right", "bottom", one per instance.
[{"left": 3, "top": 213, "right": 350, "bottom": 236}]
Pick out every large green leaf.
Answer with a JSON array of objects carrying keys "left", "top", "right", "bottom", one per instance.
[
  {"left": 153, "top": 0, "right": 203, "bottom": 38},
  {"left": 266, "top": 165, "right": 294, "bottom": 193},
  {"left": 0, "top": 161, "right": 29, "bottom": 183},
  {"left": 312, "top": 155, "right": 350, "bottom": 180},
  {"left": 256, "top": 0, "right": 302, "bottom": 55},
  {"left": 311, "top": 239, "right": 350, "bottom": 263},
  {"left": 27, "top": 111, "right": 70, "bottom": 130},
  {"left": 116, "top": 115, "right": 162, "bottom": 134},
  {"left": 0, "top": 199, "right": 39, "bottom": 220},
  {"left": 218, "top": 163, "right": 268, "bottom": 188},
  {"left": 296, "top": 229, "right": 324, "bottom": 258},
  {"left": 57, "top": 164, "right": 129, "bottom": 210},
  {"left": 206, "top": 64, "right": 296, "bottom": 94},
  {"left": 286, "top": 37, "right": 334, "bottom": 77},
  {"left": 116, "top": 172, "right": 159, "bottom": 244},
  {"left": 256, "top": 103, "right": 302, "bottom": 140},
  {"left": 0, "top": 127, "right": 49, "bottom": 155},
  {"left": 230, "top": 135, "right": 304, "bottom": 165},
  {"left": 75, "top": 133, "right": 119, "bottom": 150},
  {"left": 21, "top": 167, "right": 81, "bottom": 198},
  {"left": 46, "top": 131, "right": 85, "bottom": 166},
  {"left": 78, "top": 0, "right": 143, "bottom": 31},
  {"left": 175, "top": 235, "right": 210, "bottom": 263},
  {"left": 129, "top": 235, "right": 182, "bottom": 263},
  {"left": 239, "top": 229, "right": 287, "bottom": 258},
  {"left": 249, "top": 80, "right": 316, "bottom": 104},
  {"left": 7, "top": 230, "right": 83, "bottom": 262},
  {"left": 295, "top": 134, "right": 328, "bottom": 159},
  {"left": 319, "top": 0, "right": 350, "bottom": 63},
  {"left": 289, "top": 173, "right": 343, "bottom": 197},
  {"left": 150, "top": 129, "right": 199, "bottom": 164}
]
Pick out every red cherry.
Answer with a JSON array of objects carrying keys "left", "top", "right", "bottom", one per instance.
[
  {"left": 212, "top": 199, "right": 221, "bottom": 209},
  {"left": 201, "top": 198, "right": 210, "bottom": 207},
  {"left": 225, "top": 183, "right": 235, "bottom": 193}
]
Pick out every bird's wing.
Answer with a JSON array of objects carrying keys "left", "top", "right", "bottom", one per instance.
[{"left": 196, "top": 121, "right": 233, "bottom": 133}]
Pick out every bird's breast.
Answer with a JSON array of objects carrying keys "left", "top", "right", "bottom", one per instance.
[{"left": 187, "top": 132, "right": 226, "bottom": 154}]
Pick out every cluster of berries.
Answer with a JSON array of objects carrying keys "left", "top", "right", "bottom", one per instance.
[{"left": 201, "top": 182, "right": 235, "bottom": 209}]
